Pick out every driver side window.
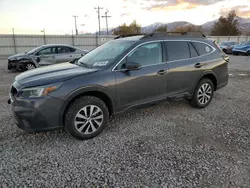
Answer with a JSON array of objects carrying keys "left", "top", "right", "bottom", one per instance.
[
  {"left": 37, "top": 47, "right": 56, "bottom": 55},
  {"left": 117, "top": 42, "right": 162, "bottom": 70}
]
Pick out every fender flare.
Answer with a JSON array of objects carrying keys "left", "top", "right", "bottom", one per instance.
[{"left": 58, "top": 85, "right": 115, "bottom": 125}]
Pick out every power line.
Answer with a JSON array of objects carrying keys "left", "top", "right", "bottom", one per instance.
[
  {"left": 94, "top": 6, "right": 103, "bottom": 35},
  {"left": 72, "top": 15, "right": 78, "bottom": 35},
  {"left": 102, "top": 10, "right": 111, "bottom": 35}
]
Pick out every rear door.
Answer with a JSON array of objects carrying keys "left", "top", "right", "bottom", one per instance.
[
  {"left": 55, "top": 46, "right": 75, "bottom": 63},
  {"left": 165, "top": 41, "right": 211, "bottom": 97}
]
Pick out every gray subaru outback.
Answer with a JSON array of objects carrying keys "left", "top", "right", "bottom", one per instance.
[{"left": 8, "top": 32, "right": 229, "bottom": 140}]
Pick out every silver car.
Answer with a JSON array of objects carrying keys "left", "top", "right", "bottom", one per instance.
[{"left": 8, "top": 44, "right": 88, "bottom": 71}]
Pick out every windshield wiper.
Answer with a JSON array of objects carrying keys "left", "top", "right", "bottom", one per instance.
[{"left": 78, "top": 61, "right": 91, "bottom": 68}]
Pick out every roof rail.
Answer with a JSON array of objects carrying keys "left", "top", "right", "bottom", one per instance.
[
  {"left": 141, "top": 32, "right": 206, "bottom": 39},
  {"left": 114, "top": 33, "right": 146, "bottom": 39}
]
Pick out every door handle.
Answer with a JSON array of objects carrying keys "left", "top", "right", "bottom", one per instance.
[
  {"left": 195, "top": 63, "right": 204, "bottom": 68},
  {"left": 69, "top": 55, "right": 73, "bottom": 57},
  {"left": 157, "top": 70, "right": 166, "bottom": 76}
]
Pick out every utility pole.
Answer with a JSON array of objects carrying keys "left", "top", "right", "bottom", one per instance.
[
  {"left": 94, "top": 6, "right": 103, "bottom": 35},
  {"left": 72, "top": 15, "right": 78, "bottom": 35},
  {"left": 41, "top": 29, "right": 46, "bottom": 44},
  {"left": 102, "top": 10, "right": 111, "bottom": 35}
]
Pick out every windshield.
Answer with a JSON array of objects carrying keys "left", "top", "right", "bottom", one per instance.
[
  {"left": 77, "top": 40, "right": 136, "bottom": 68},
  {"left": 27, "top": 46, "right": 42, "bottom": 54}
]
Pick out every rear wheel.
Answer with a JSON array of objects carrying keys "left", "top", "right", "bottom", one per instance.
[
  {"left": 65, "top": 96, "right": 109, "bottom": 140},
  {"left": 189, "top": 79, "right": 214, "bottom": 108}
]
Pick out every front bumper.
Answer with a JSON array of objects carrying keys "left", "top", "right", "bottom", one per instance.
[
  {"left": 10, "top": 95, "right": 64, "bottom": 132},
  {"left": 8, "top": 60, "right": 17, "bottom": 70}
]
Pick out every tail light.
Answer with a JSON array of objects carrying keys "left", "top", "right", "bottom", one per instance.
[
  {"left": 213, "top": 41, "right": 224, "bottom": 53},
  {"left": 212, "top": 41, "right": 229, "bottom": 62}
]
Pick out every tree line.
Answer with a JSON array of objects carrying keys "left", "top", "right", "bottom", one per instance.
[{"left": 113, "top": 10, "right": 242, "bottom": 36}]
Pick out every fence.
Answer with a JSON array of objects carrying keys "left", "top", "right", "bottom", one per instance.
[
  {"left": 207, "top": 36, "right": 250, "bottom": 43},
  {"left": 0, "top": 34, "right": 115, "bottom": 58},
  {"left": 0, "top": 34, "right": 249, "bottom": 58}
]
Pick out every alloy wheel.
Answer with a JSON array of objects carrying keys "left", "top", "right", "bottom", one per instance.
[
  {"left": 74, "top": 105, "right": 104, "bottom": 134},
  {"left": 197, "top": 83, "right": 212, "bottom": 105},
  {"left": 26, "top": 63, "right": 36, "bottom": 70}
]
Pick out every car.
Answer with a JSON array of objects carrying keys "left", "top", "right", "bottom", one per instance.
[
  {"left": 218, "top": 41, "right": 239, "bottom": 54},
  {"left": 232, "top": 41, "right": 250, "bottom": 55},
  {"left": 8, "top": 32, "right": 229, "bottom": 140},
  {"left": 7, "top": 44, "right": 89, "bottom": 71}
]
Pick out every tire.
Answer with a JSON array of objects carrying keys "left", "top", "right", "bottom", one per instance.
[
  {"left": 189, "top": 78, "right": 214, "bottom": 109},
  {"left": 222, "top": 49, "right": 227, "bottom": 54},
  {"left": 65, "top": 96, "right": 109, "bottom": 140},
  {"left": 246, "top": 50, "right": 250, "bottom": 56},
  {"left": 25, "top": 63, "right": 36, "bottom": 71}
]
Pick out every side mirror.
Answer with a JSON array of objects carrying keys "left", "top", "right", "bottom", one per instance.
[
  {"left": 124, "top": 62, "right": 141, "bottom": 71},
  {"left": 36, "top": 57, "right": 40, "bottom": 62}
]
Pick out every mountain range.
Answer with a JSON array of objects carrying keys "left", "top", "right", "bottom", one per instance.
[{"left": 97, "top": 17, "right": 250, "bottom": 35}]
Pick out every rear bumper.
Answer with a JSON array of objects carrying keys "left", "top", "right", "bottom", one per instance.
[
  {"left": 217, "top": 80, "right": 228, "bottom": 90},
  {"left": 10, "top": 96, "right": 64, "bottom": 132}
]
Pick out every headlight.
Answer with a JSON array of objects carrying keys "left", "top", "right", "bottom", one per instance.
[{"left": 18, "top": 82, "right": 62, "bottom": 98}]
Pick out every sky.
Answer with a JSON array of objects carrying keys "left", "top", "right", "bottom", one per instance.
[{"left": 0, "top": 0, "right": 250, "bottom": 34}]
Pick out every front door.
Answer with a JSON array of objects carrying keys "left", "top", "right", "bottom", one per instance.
[
  {"left": 36, "top": 47, "right": 57, "bottom": 66},
  {"left": 114, "top": 42, "right": 168, "bottom": 110}
]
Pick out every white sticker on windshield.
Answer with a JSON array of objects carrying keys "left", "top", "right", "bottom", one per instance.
[{"left": 93, "top": 61, "right": 109, "bottom": 67}]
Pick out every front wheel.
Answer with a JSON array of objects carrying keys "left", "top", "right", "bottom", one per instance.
[
  {"left": 65, "top": 96, "right": 109, "bottom": 140},
  {"left": 25, "top": 63, "right": 36, "bottom": 71},
  {"left": 189, "top": 79, "right": 214, "bottom": 108}
]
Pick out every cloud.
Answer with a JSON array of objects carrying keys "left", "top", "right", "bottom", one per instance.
[
  {"left": 220, "top": 5, "right": 250, "bottom": 17},
  {"left": 120, "top": 13, "right": 130, "bottom": 17},
  {"left": 139, "top": 0, "right": 226, "bottom": 11}
]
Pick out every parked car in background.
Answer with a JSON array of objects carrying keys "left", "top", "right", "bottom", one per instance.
[
  {"left": 8, "top": 44, "right": 89, "bottom": 71},
  {"left": 218, "top": 41, "right": 239, "bottom": 54},
  {"left": 232, "top": 41, "right": 250, "bottom": 55},
  {"left": 8, "top": 32, "right": 229, "bottom": 140}
]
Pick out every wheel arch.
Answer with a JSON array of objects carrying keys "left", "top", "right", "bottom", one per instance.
[
  {"left": 192, "top": 71, "right": 218, "bottom": 94},
  {"left": 59, "top": 86, "right": 115, "bottom": 126}
]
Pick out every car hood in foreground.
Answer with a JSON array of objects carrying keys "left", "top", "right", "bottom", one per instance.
[{"left": 15, "top": 62, "right": 98, "bottom": 87}]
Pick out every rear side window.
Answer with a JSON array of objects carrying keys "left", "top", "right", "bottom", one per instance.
[
  {"left": 188, "top": 42, "right": 199, "bottom": 57},
  {"left": 191, "top": 42, "right": 213, "bottom": 56},
  {"left": 165, "top": 41, "right": 190, "bottom": 61},
  {"left": 57, "top": 47, "right": 72, "bottom": 53}
]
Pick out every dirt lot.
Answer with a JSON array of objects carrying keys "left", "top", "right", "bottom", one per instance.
[{"left": 0, "top": 56, "right": 250, "bottom": 187}]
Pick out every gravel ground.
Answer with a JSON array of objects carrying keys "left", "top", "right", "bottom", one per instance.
[{"left": 0, "top": 56, "right": 250, "bottom": 187}]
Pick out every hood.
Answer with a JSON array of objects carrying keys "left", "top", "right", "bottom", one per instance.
[
  {"left": 8, "top": 53, "right": 29, "bottom": 60},
  {"left": 15, "top": 62, "right": 98, "bottom": 87},
  {"left": 234, "top": 44, "right": 250, "bottom": 49}
]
